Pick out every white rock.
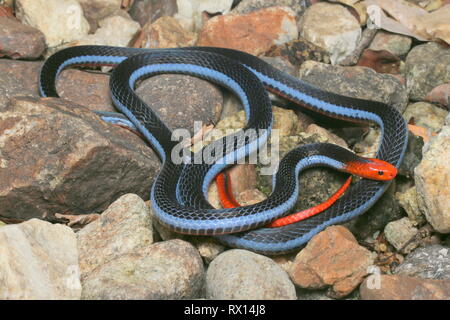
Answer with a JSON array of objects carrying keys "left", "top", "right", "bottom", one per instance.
[
  {"left": 175, "top": 0, "right": 234, "bottom": 31},
  {"left": 77, "top": 194, "right": 154, "bottom": 278},
  {"left": 72, "top": 14, "right": 140, "bottom": 47},
  {"left": 16, "top": 0, "right": 90, "bottom": 47},
  {"left": 206, "top": 249, "right": 296, "bottom": 299},
  {"left": 300, "top": 2, "right": 361, "bottom": 64},
  {"left": 0, "top": 219, "right": 81, "bottom": 300}
]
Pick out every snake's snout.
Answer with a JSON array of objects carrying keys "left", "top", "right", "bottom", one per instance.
[{"left": 345, "top": 158, "right": 397, "bottom": 181}]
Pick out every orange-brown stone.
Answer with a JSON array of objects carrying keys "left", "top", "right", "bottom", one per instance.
[{"left": 198, "top": 6, "right": 298, "bottom": 56}]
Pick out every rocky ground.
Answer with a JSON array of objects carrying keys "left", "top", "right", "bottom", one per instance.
[{"left": 0, "top": 0, "right": 449, "bottom": 300}]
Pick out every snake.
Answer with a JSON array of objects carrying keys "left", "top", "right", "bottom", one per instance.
[{"left": 39, "top": 45, "right": 408, "bottom": 255}]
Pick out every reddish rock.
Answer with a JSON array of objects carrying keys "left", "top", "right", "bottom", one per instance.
[
  {"left": 290, "top": 226, "right": 375, "bottom": 298},
  {"left": 0, "top": 16, "right": 45, "bottom": 59},
  {"left": 360, "top": 275, "right": 450, "bottom": 300},
  {"left": 0, "top": 96, "right": 159, "bottom": 222},
  {"left": 198, "top": 6, "right": 298, "bottom": 56},
  {"left": 0, "top": 59, "right": 41, "bottom": 109}
]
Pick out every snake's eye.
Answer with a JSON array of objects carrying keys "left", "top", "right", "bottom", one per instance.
[{"left": 378, "top": 171, "right": 384, "bottom": 176}]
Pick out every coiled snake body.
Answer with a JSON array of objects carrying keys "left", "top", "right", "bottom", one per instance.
[{"left": 40, "top": 46, "right": 408, "bottom": 255}]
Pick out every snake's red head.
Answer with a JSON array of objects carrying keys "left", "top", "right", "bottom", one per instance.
[{"left": 344, "top": 158, "right": 397, "bottom": 181}]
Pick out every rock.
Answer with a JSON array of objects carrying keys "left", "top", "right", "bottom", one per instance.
[
  {"left": 0, "top": 221, "right": 4, "bottom": 227},
  {"left": 135, "top": 74, "right": 223, "bottom": 134},
  {"left": 0, "top": 219, "right": 81, "bottom": 299},
  {"left": 398, "top": 132, "right": 424, "bottom": 178},
  {"left": 394, "top": 244, "right": 450, "bottom": 280},
  {"left": 82, "top": 239, "right": 205, "bottom": 299},
  {"left": 0, "top": 60, "right": 115, "bottom": 112},
  {"left": 369, "top": 31, "right": 412, "bottom": 57},
  {"left": 57, "top": 69, "right": 115, "bottom": 112},
  {"left": 360, "top": 274, "right": 450, "bottom": 300},
  {"left": 78, "top": 0, "right": 122, "bottom": 26},
  {"left": 206, "top": 249, "right": 296, "bottom": 299},
  {"left": 0, "top": 59, "right": 41, "bottom": 109},
  {"left": 405, "top": 42, "right": 450, "bottom": 101},
  {"left": 194, "top": 238, "right": 226, "bottom": 264},
  {"left": 396, "top": 186, "right": 426, "bottom": 225},
  {"left": 77, "top": 194, "right": 153, "bottom": 277},
  {"left": 16, "top": 0, "right": 90, "bottom": 47},
  {"left": 265, "top": 38, "right": 331, "bottom": 67},
  {"left": 129, "top": 0, "right": 178, "bottom": 27},
  {"left": 384, "top": 217, "right": 420, "bottom": 253},
  {"left": 425, "top": 84, "right": 450, "bottom": 109},
  {"left": 0, "top": 17, "right": 46, "bottom": 59},
  {"left": 225, "top": 164, "right": 258, "bottom": 198},
  {"left": 70, "top": 14, "right": 140, "bottom": 47},
  {"left": 298, "top": 60, "right": 408, "bottom": 113},
  {"left": 305, "top": 124, "right": 348, "bottom": 148},
  {"left": 198, "top": 6, "right": 298, "bottom": 56},
  {"left": 403, "top": 102, "right": 448, "bottom": 133},
  {"left": 415, "top": 124, "right": 450, "bottom": 233},
  {"left": 289, "top": 226, "right": 375, "bottom": 298},
  {"left": 272, "top": 106, "right": 299, "bottom": 136},
  {"left": 299, "top": 2, "right": 361, "bottom": 65},
  {"left": 175, "top": 0, "right": 234, "bottom": 32},
  {"left": 0, "top": 97, "right": 159, "bottom": 221},
  {"left": 356, "top": 48, "right": 402, "bottom": 75},
  {"left": 138, "top": 16, "right": 196, "bottom": 49},
  {"left": 310, "top": 61, "right": 408, "bottom": 112}
]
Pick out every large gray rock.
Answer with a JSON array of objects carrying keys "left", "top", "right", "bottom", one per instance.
[
  {"left": 415, "top": 124, "right": 450, "bottom": 233},
  {"left": 394, "top": 245, "right": 450, "bottom": 280},
  {"left": 78, "top": 194, "right": 204, "bottom": 299},
  {"left": 299, "top": 2, "right": 361, "bottom": 64},
  {"left": 0, "top": 219, "right": 81, "bottom": 299},
  {"left": 0, "top": 16, "right": 45, "bottom": 59},
  {"left": 81, "top": 239, "right": 205, "bottom": 300},
  {"left": 298, "top": 60, "right": 408, "bottom": 113},
  {"left": 384, "top": 217, "right": 419, "bottom": 254},
  {"left": 0, "top": 97, "right": 159, "bottom": 221},
  {"left": 360, "top": 274, "right": 450, "bottom": 300},
  {"left": 129, "top": 0, "right": 178, "bottom": 27},
  {"left": 206, "top": 249, "right": 296, "bottom": 300},
  {"left": 16, "top": 0, "right": 90, "bottom": 47}
]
